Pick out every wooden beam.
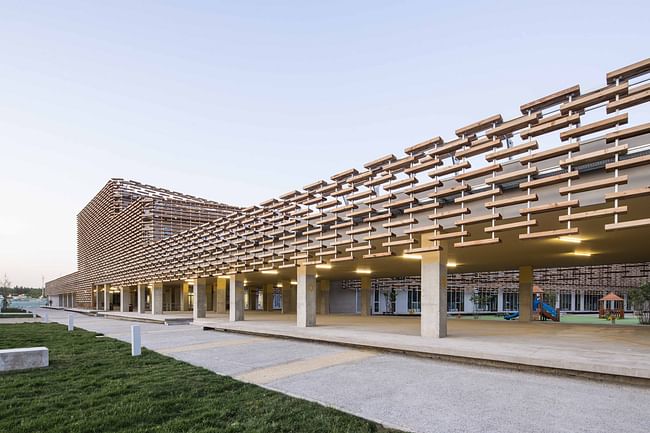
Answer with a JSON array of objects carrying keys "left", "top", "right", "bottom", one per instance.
[
  {"left": 559, "top": 176, "right": 627, "bottom": 195},
  {"left": 519, "top": 227, "right": 579, "bottom": 240},
  {"left": 558, "top": 206, "right": 627, "bottom": 222},
  {"left": 520, "top": 84, "right": 581, "bottom": 114},
  {"left": 559, "top": 114, "right": 628, "bottom": 141}
]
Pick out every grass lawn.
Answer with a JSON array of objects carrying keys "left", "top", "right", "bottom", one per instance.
[
  {"left": 452, "top": 313, "right": 643, "bottom": 326},
  {"left": 559, "top": 314, "right": 641, "bottom": 326},
  {"left": 0, "top": 323, "right": 402, "bottom": 433}
]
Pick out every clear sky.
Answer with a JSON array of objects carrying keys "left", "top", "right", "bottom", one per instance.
[{"left": 1, "top": 0, "right": 648, "bottom": 287}]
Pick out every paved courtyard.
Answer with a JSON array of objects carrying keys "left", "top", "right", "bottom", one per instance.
[
  {"left": 94, "top": 309, "right": 650, "bottom": 380},
  {"left": 28, "top": 308, "right": 650, "bottom": 433}
]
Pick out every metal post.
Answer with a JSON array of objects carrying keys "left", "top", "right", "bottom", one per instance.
[{"left": 131, "top": 325, "right": 141, "bottom": 356}]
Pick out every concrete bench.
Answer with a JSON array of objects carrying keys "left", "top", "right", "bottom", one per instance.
[{"left": 0, "top": 347, "right": 49, "bottom": 372}]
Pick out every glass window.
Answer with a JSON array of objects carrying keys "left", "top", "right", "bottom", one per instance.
[
  {"left": 408, "top": 288, "right": 421, "bottom": 313},
  {"left": 584, "top": 290, "right": 605, "bottom": 311},
  {"left": 374, "top": 288, "right": 381, "bottom": 313},
  {"left": 272, "top": 288, "right": 282, "bottom": 310},
  {"left": 502, "top": 289, "right": 518, "bottom": 312},
  {"left": 560, "top": 290, "right": 572, "bottom": 310},
  {"left": 447, "top": 289, "right": 464, "bottom": 312},
  {"left": 473, "top": 288, "right": 498, "bottom": 312}
]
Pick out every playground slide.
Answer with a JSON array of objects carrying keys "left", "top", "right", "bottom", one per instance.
[
  {"left": 502, "top": 300, "right": 559, "bottom": 321},
  {"left": 534, "top": 298, "right": 560, "bottom": 321}
]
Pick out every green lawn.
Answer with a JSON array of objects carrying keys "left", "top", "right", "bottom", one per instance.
[
  {"left": 451, "top": 313, "right": 643, "bottom": 326},
  {"left": 0, "top": 323, "right": 401, "bottom": 433}
]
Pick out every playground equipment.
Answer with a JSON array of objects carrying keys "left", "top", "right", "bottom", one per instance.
[
  {"left": 598, "top": 292, "right": 624, "bottom": 319},
  {"left": 503, "top": 285, "right": 560, "bottom": 321}
]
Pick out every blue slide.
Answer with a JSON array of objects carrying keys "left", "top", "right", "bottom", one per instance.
[
  {"left": 534, "top": 298, "right": 559, "bottom": 321},
  {"left": 503, "top": 297, "right": 559, "bottom": 321}
]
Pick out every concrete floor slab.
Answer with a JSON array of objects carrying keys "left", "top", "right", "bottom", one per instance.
[{"left": 195, "top": 311, "right": 650, "bottom": 382}]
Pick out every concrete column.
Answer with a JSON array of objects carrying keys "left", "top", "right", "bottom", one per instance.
[
  {"left": 463, "top": 288, "right": 473, "bottom": 313},
  {"left": 120, "top": 287, "right": 131, "bottom": 313},
  {"left": 103, "top": 284, "right": 110, "bottom": 311},
  {"left": 95, "top": 286, "right": 100, "bottom": 310},
  {"left": 136, "top": 284, "right": 146, "bottom": 313},
  {"left": 264, "top": 283, "right": 274, "bottom": 311},
  {"left": 193, "top": 278, "right": 207, "bottom": 320},
  {"left": 360, "top": 276, "right": 371, "bottom": 316},
  {"left": 180, "top": 282, "right": 189, "bottom": 311},
  {"left": 249, "top": 288, "right": 257, "bottom": 311},
  {"left": 229, "top": 275, "right": 244, "bottom": 321},
  {"left": 420, "top": 245, "right": 448, "bottom": 338},
  {"left": 519, "top": 266, "right": 534, "bottom": 322},
  {"left": 281, "top": 280, "right": 292, "bottom": 314},
  {"left": 151, "top": 282, "right": 163, "bottom": 315},
  {"left": 317, "top": 279, "right": 330, "bottom": 315},
  {"left": 290, "top": 284, "right": 297, "bottom": 313},
  {"left": 580, "top": 290, "right": 585, "bottom": 311},
  {"left": 215, "top": 278, "right": 227, "bottom": 314},
  {"left": 497, "top": 287, "right": 504, "bottom": 313},
  {"left": 571, "top": 290, "right": 576, "bottom": 312},
  {"left": 297, "top": 264, "right": 317, "bottom": 327}
]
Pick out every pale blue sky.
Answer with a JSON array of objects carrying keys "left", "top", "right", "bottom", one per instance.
[{"left": 1, "top": 0, "right": 648, "bottom": 287}]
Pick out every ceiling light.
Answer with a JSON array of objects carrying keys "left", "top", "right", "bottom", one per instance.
[
  {"left": 290, "top": 281, "right": 298, "bottom": 285},
  {"left": 261, "top": 270, "right": 278, "bottom": 274},
  {"left": 316, "top": 264, "right": 332, "bottom": 269},
  {"left": 573, "top": 251, "right": 592, "bottom": 257},
  {"left": 217, "top": 275, "right": 230, "bottom": 279},
  {"left": 355, "top": 269, "right": 372, "bottom": 274},
  {"left": 447, "top": 261, "right": 458, "bottom": 268},
  {"left": 559, "top": 236, "right": 582, "bottom": 244},
  {"left": 402, "top": 253, "right": 422, "bottom": 260}
]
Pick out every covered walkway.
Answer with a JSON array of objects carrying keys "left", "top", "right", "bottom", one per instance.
[{"left": 190, "top": 311, "right": 650, "bottom": 382}]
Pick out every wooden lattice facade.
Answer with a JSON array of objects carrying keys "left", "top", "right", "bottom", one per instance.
[{"left": 46, "top": 59, "right": 650, "bottom": 303}]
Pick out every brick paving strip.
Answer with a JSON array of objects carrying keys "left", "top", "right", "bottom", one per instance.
[
  {"left": 158, "top": 337, "right": 266, "bottom": 354},
  {"left": 235, "top": 349, "right": 377, "bottom": 385}
]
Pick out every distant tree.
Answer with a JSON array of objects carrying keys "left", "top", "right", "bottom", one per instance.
[
  {"left": 629, "top": 283, "right": 650, "bottom": 325},
  {"left": 1, "top": 273, "right": 11, "bottom": 296}
]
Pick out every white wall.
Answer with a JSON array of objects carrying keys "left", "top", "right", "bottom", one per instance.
[{"left": 329, "top": 281, "right": 357, "bottom": 313}]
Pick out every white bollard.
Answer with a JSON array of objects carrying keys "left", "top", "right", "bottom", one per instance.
[
  {"left": 67, "top": 314, "right": 74, "bottom": 331},
  {"left": 131, "top": 325, "right": 141, "bottom": 357},
  {"left": 32, "top": 311, "right": 36, "bottom": 318},
  {"left": 44, "top": 313, "right": 49, "bottom": 323}
]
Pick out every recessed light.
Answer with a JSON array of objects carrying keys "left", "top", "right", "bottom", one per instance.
[
  {"left": 402, "top": 253, "right": 422, "bottom": 260},
  {"left": 261, "top": 270, "right": 278, "bottom": 274},
  {"left": 316, "top": 264, "right": 332, "bottom": 269},
  {"left": 573, "top": 251, "right": 592, "bottom": 257},
  {"left": 559, "top": 236, "right": 582, "bottom": 244},
  {"left": 290, "top": 281, "right": 298, "bottom": 285},
  {"left": 355, "top": 269, "right": 372, "bottom": 274},
  {"left": 447, "top": 261, "right": 458, "bottom": 268}
]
